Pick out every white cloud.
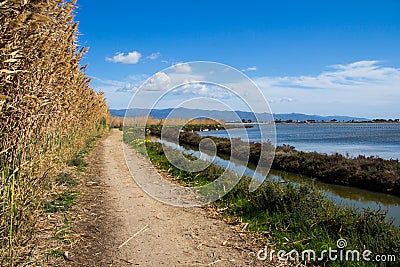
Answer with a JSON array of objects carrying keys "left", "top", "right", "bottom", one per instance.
[
  {"left": 171, "top": 63, "right": 192, "bottom": 73},
  {"left": 106, "top": 51, "right": 142, "bottom": 64},
  {"left": 90, "top": 77, "right": 137, "bottom": 109},
  {"left": 141, "top": 72, "right": 171, "bottom": 91},
  {"left": 330, "top": 60, "right": 380, "bottom": 70},
  {"left": 258, "top": 60, "right": 400, "bottom": 90},
  {"left": 91, "top": 60, "right": 400, "bottom": 118},
  {"left": 91, "top": 77, "right": 127, "bottom": 89},
  {"left": 147, "top": 52, "right": 161, "bottom": 60},
  {"left": 127, "top": 74, "right": 148, "bottom": 81},
  {"left": 242, "top": 66, "right": 257, "bottom": 72},
  {"left": 171, "top": 83, "right": 234, "bottom": 99},
  {"left": 91, "top": 77, "right": 142, "bottom": 93},
  {"left": 254, "top": 60, "right": 400, "bottom": 118},
  {"left": 279, "top": 97, "right": 294, "bottom": 102}
]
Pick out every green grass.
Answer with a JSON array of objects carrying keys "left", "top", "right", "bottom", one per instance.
[
  {"left": 43, "top": 191, "right": 78, "bottom": 213},
  {"left": 48, "top": 250, "right": 64, "bottom": 257},
  {"left": 123, "top": 129, "right": 399, "bottom": 266},
  {"left": 44, "top": 132, "right": 103, "bottom": 248},
  {"left": 52, "top": 215, "right": 75, "bottom": 244},
  {"left": 67, "top": 154, "right": 87, "bottom": 172},
  {"left": 219, "top": 180, "right": 399, "bottom": 266},
  {"left": 66, "top": 133, "right": 103, "bottom": 172},
  {"left": 55, "top": 173, "right": 78, "bottom": 187}
]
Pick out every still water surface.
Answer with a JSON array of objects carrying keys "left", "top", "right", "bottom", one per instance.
[
  {"left": 156, "top": 124, "right": 400, "bottom": 225},
  {"left": 201, "top": 123, "right": 400, "bottom": 160}
]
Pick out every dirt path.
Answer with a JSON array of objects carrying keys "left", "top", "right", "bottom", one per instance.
[{"left": 70, "top": 129, "right": 269, "bottom": 266}]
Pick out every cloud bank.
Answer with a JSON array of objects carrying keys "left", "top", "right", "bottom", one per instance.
[
  {"left": 106, "top": 51, "right": 142, "bottom": 64},
  {"left": 254, "top": 60, "right": 400, "bottom": 117},
  {"left": 242, "top": 66, "right": 257, "bottom": 72},
  {"left": 93, "top": 60, "right": 400, "bottom": 118},
  {"left": 147, "top": 52, "right": 161, "bottom": 60}
]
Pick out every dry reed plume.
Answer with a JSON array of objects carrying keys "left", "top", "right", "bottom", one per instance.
[{"left": 0, "top": 0, "right": 109, "bottom": 264}]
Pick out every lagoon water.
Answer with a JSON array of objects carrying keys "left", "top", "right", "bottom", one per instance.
[
  {"left": 156, "top": 137, "right": 400, "bottom": 226},
  {"left": 187, "top": 123, "right": 400, "bottom": 225},
  {"left": 200, "top": 123, "right": 400, "bottom": 160}
]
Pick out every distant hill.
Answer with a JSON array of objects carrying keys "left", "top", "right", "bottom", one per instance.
[
  {"left": 110, "top": 108, "right": 369, "bottom": 122},
  {"left": 273, "top": 113, "right": 369, "bottom": 122}
]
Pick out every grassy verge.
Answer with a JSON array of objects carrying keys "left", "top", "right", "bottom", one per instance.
[
  {"left": 124, "top": 129, "right": 399, "bottom": 266},
  {"left": 45, "top": 173, "right": 78, "bottom": 254},
  {"left": 40, "top": 133, "right": 103, "bottom": 262}
]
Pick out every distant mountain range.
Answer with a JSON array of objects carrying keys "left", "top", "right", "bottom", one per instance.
[{"left": 110, "top": 108, "right": 369, "bottom": 122}]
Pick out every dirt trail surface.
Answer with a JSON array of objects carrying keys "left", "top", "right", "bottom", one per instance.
[{"left": 70, "top": 129, "right": 269, "bottom": 266}]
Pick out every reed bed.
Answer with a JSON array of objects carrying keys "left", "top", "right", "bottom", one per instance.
[
  {"left": 110, "top": 115, "right": 123, "bottom": 129},
  {"left": 0, "top": 1, "right": 109, "bottom": 264}
]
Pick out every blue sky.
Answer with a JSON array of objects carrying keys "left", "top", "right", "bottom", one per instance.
[{"left": 75, "top": 0, "right": 400, "bottom": 118}]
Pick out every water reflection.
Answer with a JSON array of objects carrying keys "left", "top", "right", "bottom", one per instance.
[
  {"left": 200, "top": 123, "right": 400, "bottom": 160},
  {"left": 153, "top": 137, "right": 400, "bottom": 226}
]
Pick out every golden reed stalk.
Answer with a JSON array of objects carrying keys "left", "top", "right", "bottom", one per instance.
[{"left": 0, "top": 1, "right": 109, "bottom": 264}]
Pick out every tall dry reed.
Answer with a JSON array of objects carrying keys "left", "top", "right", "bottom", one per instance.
[{"left": 0, "top": 0, "right": 109, "bottom": 264}]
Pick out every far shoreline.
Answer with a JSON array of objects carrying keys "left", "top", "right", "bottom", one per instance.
[{"left": 225, "top": 121, "right": 400, "bottom": 125}]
